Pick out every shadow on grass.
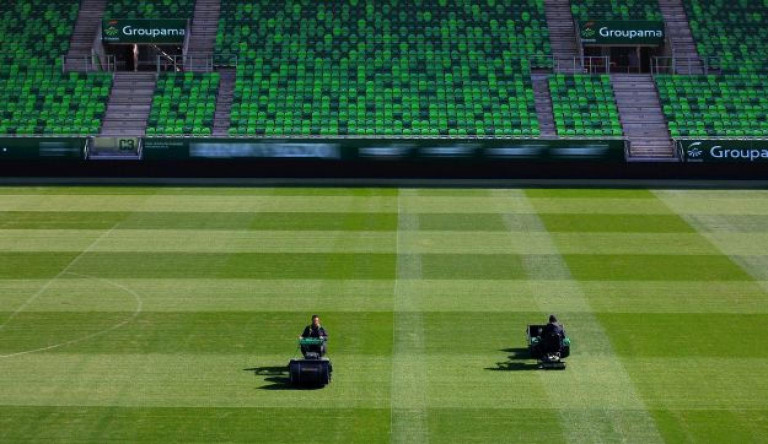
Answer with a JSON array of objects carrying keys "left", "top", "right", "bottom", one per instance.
[
  {"left": 243, "top": 366, "right": 324, "bottom": 391},
  {"left": 485, "top": 347, "right": 539, "bottom": 371}
]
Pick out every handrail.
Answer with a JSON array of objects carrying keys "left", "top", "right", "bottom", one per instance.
[
  {"left": 61, "top": 54, "right": 115, "bottom": 73},
  {"left": 649, "top": 56, "right": 753, "bottom": 75},
  {"left": 157, "top": 54, "right": 238, "bottom": 73},
  {"left": 183, "top": 18, "right": 191, "bottom": 59},
  {"left": 573, "top": 17, "right": 585, "bottom": 63}
]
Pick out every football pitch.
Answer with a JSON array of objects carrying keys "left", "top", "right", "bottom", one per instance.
[{"left": 1, "top": 186, "right": 768, "bottom": 443}]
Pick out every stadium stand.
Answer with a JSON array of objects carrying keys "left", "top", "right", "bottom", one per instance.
[
  {"left": 656, "top": 74, "right": 768, "bottom": 138},
  {"left": 682, "top": 0, "right": 768, "bottom": 74},
  {"left": 0, "top": 67, "right": 111, "bottom": 135},
  {"left": 0, "top": 0, "right": 112, "bottom": 135},
  {"left": 104, "top": 0, "right": 197, "bottom": 19},
  {"left": 217, "top": 0, "right": 550, "bottom": 137},
  {"left": 549, "top": 74, "right": 622, "bottom": 137},
  {"left": 0, "top": 0, "right": 78, "bottom": 61},
  {"left": 147, "top": 72, "right": 220, "bottom": 136},
  {"left": 571, "top": 0, "right": 664, "bottom": 21}
]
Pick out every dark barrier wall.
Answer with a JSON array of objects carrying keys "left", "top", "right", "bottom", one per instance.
[
  {"left": 0, "top": 138, "right": 85, "bottom": 160},
  {"left": 143, "top": 138, "right": 627, "bottom": 162}
]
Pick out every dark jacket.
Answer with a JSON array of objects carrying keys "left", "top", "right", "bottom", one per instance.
[
  {"left": 543, "top": 322, "right": 565, "bottom": 338},
  {"left": 301, "top": 325, "right": 328, "bottom": 340}
]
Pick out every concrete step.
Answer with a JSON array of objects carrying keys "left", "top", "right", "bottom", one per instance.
[
  {"left": 611, "top": 74, "right": 674, "bottom": 157},
  {"left": 64, "top": 0, "right": 107, "bottom": 72}
]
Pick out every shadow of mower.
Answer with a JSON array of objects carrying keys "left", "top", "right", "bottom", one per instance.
[
  {"left": 484, "top": 347, "right": 540, "bottom": 371},
  {"left": 243, "top": 366, "right": 324, "bottom": 390}
]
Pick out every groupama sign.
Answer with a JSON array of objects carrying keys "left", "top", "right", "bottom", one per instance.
[
  {"left": 680, "top": 140, "right": 768, "bottom": 163},
  {"left": 102, "top": 19, "right": 187, "bottom": 44},
  {"left": 580, "top": 21, "right": 664, "bottom": 45}
]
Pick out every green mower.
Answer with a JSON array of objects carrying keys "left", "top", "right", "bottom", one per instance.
[{"left": 527, "top": 324, "right": 571, "bottom": 370}]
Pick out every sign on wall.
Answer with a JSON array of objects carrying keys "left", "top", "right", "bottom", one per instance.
[
  {"left": 580, "top": 21, "right": 665, "bottom": 45},
  {"left": 142, "top": 138, "right": 627, "bottom": 162},
  {"left": 102, "top": 19, "right": 187, "bottom": 44},
  {"left": 679, "top": 139, "right": 768, "bottom": 163}
]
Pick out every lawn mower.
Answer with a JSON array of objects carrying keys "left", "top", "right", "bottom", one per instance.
[
  {"left": 527, "top": 324, "right": 571, "bottom": 370},
  {"left": 288, "top": 337, "right": 332, "bottom": 387}
]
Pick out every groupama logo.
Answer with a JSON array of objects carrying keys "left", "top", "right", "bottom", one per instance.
[
  {"left": 104, "top": 20, "right": 119, "bottom": 37},
  {"left": 686, "top": 142, "right": 703, "bottom": 158},
  {"left": 582, "top": 22, "right": 596, "bottom": 38}
]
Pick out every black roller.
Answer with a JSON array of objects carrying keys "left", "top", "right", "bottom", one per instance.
[{"left": 289, "top": 358, "right": 331, "bottom": 386}]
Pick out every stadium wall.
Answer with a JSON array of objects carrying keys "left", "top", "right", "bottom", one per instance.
[{"left": 0, "top": 136, "right": 767, "bottom": 181}]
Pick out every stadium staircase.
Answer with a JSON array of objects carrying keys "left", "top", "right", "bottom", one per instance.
[
  {"left": 611, "top": 74, "right": 674, "bottom": 159},
  {"left": 657, "top": 0, "right": 703, "bottom": 74},
  {"left": 531, "top": 74, "right": 557, "bottom": 137},
  {"left": 64, "top": 0, "right": 107, "bottom": 72},
  {"left": 100, "top": 72, "right": 157, "bottom": 136},
  {"left": 212, "top": 68, "right": 235, "bottom": 136},
  {"left": 544, "top": 0, "right": 582, "bottom": 73},
  {"left": 186, "top": 0, "right": 221, "bottom": 71}
]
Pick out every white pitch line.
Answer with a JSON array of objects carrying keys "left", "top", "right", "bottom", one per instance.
[
  {"left": 0, "top": 272, "right": 143, "bottom": 359},
  {"left": 0, "top": 223, "right": 123, "bottom": 332},
  {"left": 390, "top": 189, "right": 429, "bottom": 444}
]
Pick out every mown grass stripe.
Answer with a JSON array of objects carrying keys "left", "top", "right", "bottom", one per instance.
[
  {"left": 513, "top": 189, "right": 664, "bottom": 443},
  {"left": 564, "top": 254, "right": 753, "bottom": 281},
  {"left": 596, "top": 313, "right": 768, "bottom": 358},
  {"left": 55, "top": 253, "right": 396, "bottom": 280},
  {"left": 539, "top": 214, "right": 696, "bottom": 233},
  {"left": 0, "top": 186, "right": 398, "bottom": 196},
  {"left": 686, "top": 214, "right": 768, "bottom": 233},
  {"left": 391, "top": 190, "right": 429, "bottom": 443},
  {"left": 650, "top": 408, "right": 768, "bottom": 443},
  {"left": 0, "top": 230, "right": 748, "bottom": 256},
  {"left": 0, "top": 406, "right": 391, "bottom": 443},
  {"left": 0, "top": 354, "right": 393, "bottom": 408},
  {"left": 0, "top": 311, "right": 394, "bottom": 356},
  {"left": 8, "top": 279, "right": 768, "bottom": 314},
  {"left": 0, "top": 195, "right": 398, "bottom": 213},
  {"left": 623, "top": 357, "right": 768, "bottom": 410},
  {"left": 0, "top": 279, "right": 396, "bottom": 313},
  {"left": 654, "top": 190, "right": 768, "bottom": 215},
  {"left": 0, "top": 251, "right": 746, "bottom": 280},
  {"left": 525, "top": 189, "right": 657, "bottom": 199},
  {"left": 0, "top": 211, "right": 398, "bottom": 231}
]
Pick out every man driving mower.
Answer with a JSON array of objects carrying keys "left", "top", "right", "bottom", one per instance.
[{"left": 299, "top": 314, "right": 328, "bottom": 357}]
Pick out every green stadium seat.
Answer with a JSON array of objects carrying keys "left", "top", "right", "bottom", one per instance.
[
  {"left": 571, "top": 0, "right": 663, "bottom": 21},
  {"left": 147, "top": 72, "right": 220, "bottom": 136},
  {"left": 104, "top": 0, "right": 196, "bottom": 19},
  {"left": 549, "top": 74, "right": 622, "bottom": 137},
  {"left": 217, "top": 0, "right": 551, "bottom": 137},
  {"left": 683, "top": 0, "right": 768, "bottom": 74},
  {"left": 656, "top": 75, "right": 768, "bottom": 138}
]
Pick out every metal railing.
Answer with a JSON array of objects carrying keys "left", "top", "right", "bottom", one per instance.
[
  {"left": 651, "top": 56, "right": 727, "bottom": 75},
  {"left": 552, "top": 56, "right": 610, "bottom": 74},
  {"left": 156, "top": 54, "right": 238, "bottom": 73},
  {"left": 61, "top": 54, "right": 116, "bottom": 73},
  {"left": 573, "top": 18, "right": 585, "bottom": 61}
]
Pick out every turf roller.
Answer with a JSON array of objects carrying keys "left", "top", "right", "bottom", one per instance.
[{"left": 289, "top": 338, "right": 332, "bottom": 387}]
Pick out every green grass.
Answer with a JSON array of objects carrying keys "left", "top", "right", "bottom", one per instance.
[{"left": 1, "top": 187, "right": 768, "bottom": 442}]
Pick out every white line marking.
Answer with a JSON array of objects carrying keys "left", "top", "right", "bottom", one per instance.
[
  {"left": 0, "top": 224, "right": 120, "bottom": 331},
  {"left": 0, "top": 272, "right": 143, "bottom": 359}
]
